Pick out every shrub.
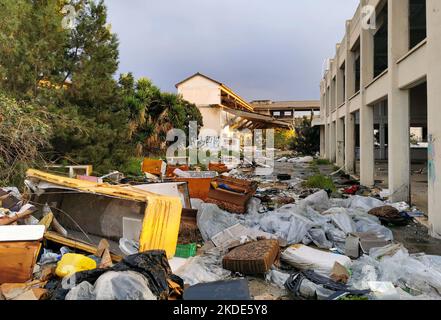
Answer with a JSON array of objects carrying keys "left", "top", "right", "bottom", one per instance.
[
  {"left": 0, "top": 93, "right": 52, "bottom": 187},
  {"left": 303, "top": 174, "right": 336, "bottom": 192}
]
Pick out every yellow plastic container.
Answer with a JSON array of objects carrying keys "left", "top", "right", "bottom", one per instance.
[{"left": 56, "top": 253, "right": 97, "bottom": 278}]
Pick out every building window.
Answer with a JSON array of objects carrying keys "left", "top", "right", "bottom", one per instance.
[
  {"left": 409, "top": 0, "right": 427, "bottom": 49},
  {"left": 284, "top": 111, "right": 292, "bottom": 116},
  {"left": 273, "top": 111, "right": 281, "bottom": 117},
  {"left": 352, "top": 42, "right": 361, "bottom": 94},
  {"left": 374, "top": 2, "right": 388, "bottom": 78}
]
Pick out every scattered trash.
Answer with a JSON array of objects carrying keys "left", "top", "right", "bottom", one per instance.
[
  {"left": 285, "top": 270, "right": 369, "bottom": 300},
  {"left": 66, "top": 271, "right": 157, "bottom": 300},
  {"left": 55, "top": 253, "right": 97, "bottom": 278},
  {"left": 174, "top": 248, "right": 231, "bottom": 286},
  {"left": 0, "top": 154, "right": 438, "bottom": 300},
  {"left": 175, "top": 243, "right": 197, "bottom": 258}
]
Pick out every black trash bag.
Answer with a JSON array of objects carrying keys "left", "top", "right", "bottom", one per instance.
[
  {"left": 47, "top": 250, "right": 183, "bottom": 300},
  {"left": 285, "top": 270, "right": 370, "bottom": 300}
]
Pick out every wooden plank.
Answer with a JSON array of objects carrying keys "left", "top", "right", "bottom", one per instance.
[
  {"left": 0, "top": 241, "right": 41, "bottom": 284},
  {"left": 44, "top": 231, "right": 122, "bottom": 262}
]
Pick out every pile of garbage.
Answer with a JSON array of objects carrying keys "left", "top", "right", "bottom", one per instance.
[{"left": 0, "top": 157, "right": 440, "bottom": 301}]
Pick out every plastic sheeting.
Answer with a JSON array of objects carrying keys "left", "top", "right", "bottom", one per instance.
[
  {"left": 197, "top": 204, "right": 240, "bottom": 242},
  {"left": 174, "top": 248, "right": 231, "bottom": 286},
  {"left": 66, "top": 271, "right": 156, "bottom": 300},
  {"left": 258, "top": 212, "right": 313, "bottom": 245},
  {"left": 349, "top": 249, "right": 441, "bottom": 299},
  {"left": 349, "top": 196, "right": 384, "bottom": 211}
]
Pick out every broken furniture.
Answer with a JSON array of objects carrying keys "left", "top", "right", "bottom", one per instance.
[
  {"left": 0, "top": 225, "right": 45, "bottom": 284},
  {"left": 205, "top": 176, "right": 258, "bottom": 214},
  {"left": 141, "top": 159, "right": 166, "bottom": 177},
  {"left": 222, "top": 240, "right": 279, "bottom": 274},
  {"left": 25, "top": 169, "right": 182, "bottom": 258},
  {"left": 172, "top": 171, "right": 217, "bottom": 200},
  {"left": 208, "top": 162, "right": 229, "bottom": 174}
]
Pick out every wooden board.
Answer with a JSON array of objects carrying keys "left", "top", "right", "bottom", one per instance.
[
  {"left": 0, "top": 241, "right": 41, "bottom": 284},
  {"left": 44, "top": 231, "right": 122, "bottom": 262}
]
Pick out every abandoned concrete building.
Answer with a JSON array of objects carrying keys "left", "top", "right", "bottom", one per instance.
[
  {"left": 316, "top": 0, "right": 441, "bottom": 237},
  {"left": 176, "top": 73, "right": 290, "bottom": 136},
  {"left": 250, "top": 100, "right": 320, "bottom": 127}
]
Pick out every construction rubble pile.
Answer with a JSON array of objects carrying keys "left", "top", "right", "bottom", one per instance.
[{"left": 1, "top": 156, "right": 441, "bottom": 301}]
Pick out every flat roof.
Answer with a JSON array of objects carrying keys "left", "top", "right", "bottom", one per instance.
[{"left": 251, "top": 100, "right": 320, "bottom": 110}]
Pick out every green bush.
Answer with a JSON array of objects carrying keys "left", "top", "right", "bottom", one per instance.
[
  {"left": 303, "top": 174, "right": 336, "bottom": 192},
  {"left": 313, "top": 158, "right": 332, "bottom": 166}
]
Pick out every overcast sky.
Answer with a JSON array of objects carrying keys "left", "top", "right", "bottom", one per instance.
[{"left": 105, "top": 0, "right": 359, "bottom": 101}]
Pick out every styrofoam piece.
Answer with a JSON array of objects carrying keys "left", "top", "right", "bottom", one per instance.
[{"left": 0, "top": 225, "right": 45, "bottom": 242}]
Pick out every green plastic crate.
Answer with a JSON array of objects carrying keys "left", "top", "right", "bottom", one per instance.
[{"left": 175, "top": 243, "right": 197, "bottom": 258}]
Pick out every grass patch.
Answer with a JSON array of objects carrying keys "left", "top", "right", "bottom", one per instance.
[
  {"left": 313, "top": 158, "right": 332, "bottom": 166},
  {"left": 303, "top": 174, "right": 336, "bottom": 192}
]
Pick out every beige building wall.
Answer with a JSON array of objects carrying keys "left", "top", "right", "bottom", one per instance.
[
  {"left": 319, "top": 0, "right": 441, "bottom": 237},
  {"left": 177, "top": 74, "right": 221, "bottom": 106}
]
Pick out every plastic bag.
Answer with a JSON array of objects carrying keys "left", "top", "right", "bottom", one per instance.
[
  {"left": 56, "top": 253, "right": 97, "bottom": 278},
  {"left": 265, "top": 269, "right": 290, "bottom": 289},
  {"left": 301, "top": 190, "right": 330, "bottom": 212},
  {"left": 308, "top": 228, "right": 333, "bottom": 249},
  {"left": 324, "top": 209, "right": 356, "bottom": 234},
  {"left": 355, "top": 220, "right": 394, "bottom": 241},
  {"left": 66, "top": 271, "right": 156, "bottom": 300},
  {"left": 174, "top": 248, "right": 231, "bottom": 286}
]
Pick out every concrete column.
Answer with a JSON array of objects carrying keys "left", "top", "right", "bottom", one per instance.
[
  {"left": 320, "top": 126, "right": 325, "bottom": 157},
  {"left": 379, "top": 121, "right": 386, "bottom": 160},
  {"left": 345, "top": 112, "right": 356, "bottom": 173},
  {"left": 388, "top": 0, "right": 410, "bottom": 203},
  {"left": 345, "top": 21, "right": 356, "bottom": 174},
  {"left": 336, "top": 117, "right": 345, "bottom": 167},
  {"left": 427, "top": 0, "right": 441, "bottom": 238},
  {"left": 359, "top": 1, "right": 375, "bottom": 187},
  {"left": 329, "top": 121, "right": 336, "bottom": 163}
]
